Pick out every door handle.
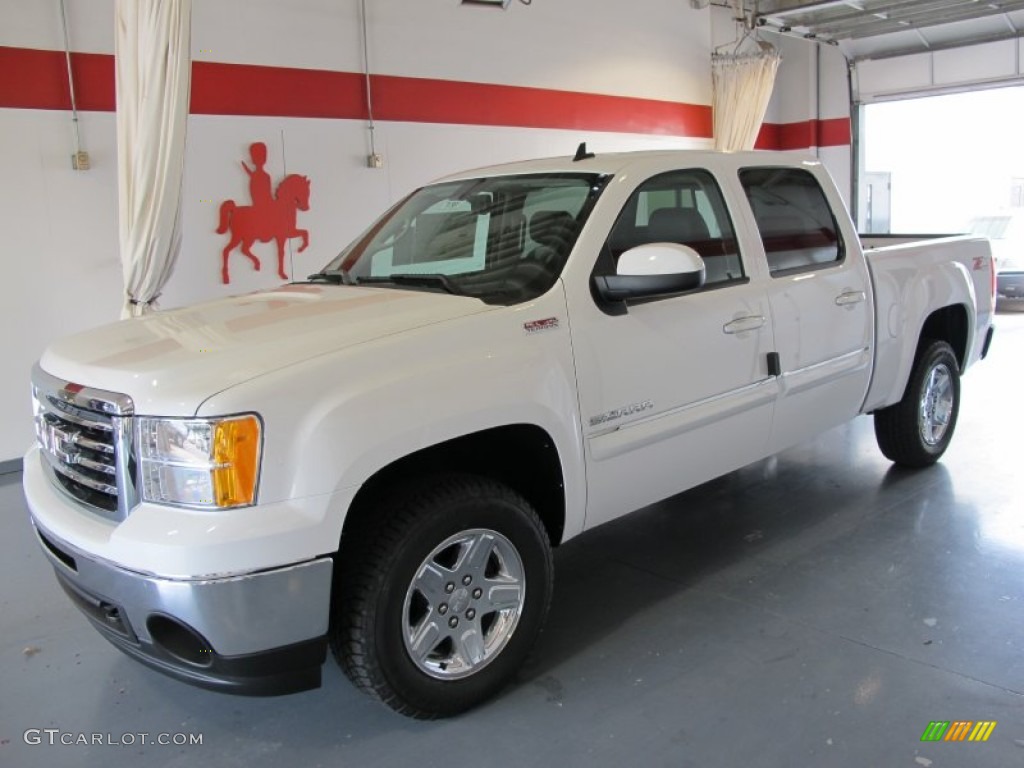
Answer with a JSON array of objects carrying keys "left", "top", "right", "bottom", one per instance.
[
  {"left": 835, "top": 290, "right": 866, "bottom": 306},
  {"left": 723, "top": 315, "right": 766, "bottom": 334}
]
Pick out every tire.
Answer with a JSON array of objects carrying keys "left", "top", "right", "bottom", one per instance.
[
  {"left": 874, "top": 339, "right": 961, "bottom": 468},
  {"left": 331, "top": 475, "right": 554, "bottom": 718}
]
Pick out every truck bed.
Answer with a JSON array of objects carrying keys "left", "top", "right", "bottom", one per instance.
[{"left": 861, "top": 234, "right": 995, "bottom": 413}]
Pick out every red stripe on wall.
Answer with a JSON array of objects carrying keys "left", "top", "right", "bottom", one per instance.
[
  {"left": 190, "top": 63, "right": 712, "bottom": 136},
  {"left": 754, "top": 123, "right": 780, "bottom": 151},
  {"left": 191, "top": 61, "right": 366, "bottom": 118},
  {"left": 1, "top": 46, "right": 848, "bottom": 148},
  {"left": 756, "top": 117, "right": 850, "bottom": 150},
  {"left": 816, "top": 117, "right": 851, "bottom": 147},
  {"left": 0, "top": 46, "right": 114, "bottom": 111},
  {"left": 371, "top": 74, "right": 712, "bottom": 137}
]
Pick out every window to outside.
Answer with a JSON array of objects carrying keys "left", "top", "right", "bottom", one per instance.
[
  {"left": 604, "top": 169, "right": 744, "bottom": 287},
  {"left": 859, "top": 88, "right": 1024, "bottom": 234},
  {"left": 323, "top": 173, "right": 605, "bottom": 305},
  {"left": 740, "top": 168, "right": 843, "bottom": 275}
]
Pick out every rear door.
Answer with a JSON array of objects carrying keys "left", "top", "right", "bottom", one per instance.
[{"left": 738, "top": 166, "right": 873, "bottom": 452}]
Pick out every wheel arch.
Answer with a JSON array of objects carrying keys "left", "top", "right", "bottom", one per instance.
[
  {"left": 917, "top": 303, "right": 970, "bottom": 368},
  {"left": 339, "top": 424, "right": 567, "bottom": 554}
]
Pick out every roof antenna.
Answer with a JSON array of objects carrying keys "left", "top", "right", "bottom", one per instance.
[{"left": 573, "top": 142, "right": 595, "bottom": 162}]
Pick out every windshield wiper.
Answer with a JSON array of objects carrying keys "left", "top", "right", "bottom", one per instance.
[{"left": 356, "top": 273, "right": 464, "bottom": 296}]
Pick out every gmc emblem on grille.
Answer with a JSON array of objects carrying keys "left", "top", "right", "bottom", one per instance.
[{"left": 38, "top": 418, "right": 80, "bottom": 464}]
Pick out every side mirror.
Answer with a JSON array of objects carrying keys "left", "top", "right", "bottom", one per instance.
[{"left": 593, "top": 243, "right": 705, "bottom": 303}]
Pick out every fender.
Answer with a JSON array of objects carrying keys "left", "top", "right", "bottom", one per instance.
[
  {"left": 862, "top": 238, "right": 984, "bottom": 413},
  {"left": 198, "top": 285, "right": 587, "bottom": 550}
]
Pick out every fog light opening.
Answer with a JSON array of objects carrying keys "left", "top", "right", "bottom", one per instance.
[{"left": 146, "top": 614, "right": 214, "bottom": 667}]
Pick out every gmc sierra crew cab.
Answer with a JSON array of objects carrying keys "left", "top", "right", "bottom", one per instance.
[{"left": 24, "top": 149, "right": 996, "bottom": 718}]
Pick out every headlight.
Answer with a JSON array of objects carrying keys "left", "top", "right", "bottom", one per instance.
[{"left": 136, "top": 415, "right": 262, "bottom": 509}]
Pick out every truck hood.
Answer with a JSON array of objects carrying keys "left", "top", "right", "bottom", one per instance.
[{"left": 40, "top": 284, "right": 492, "bottom": 415}]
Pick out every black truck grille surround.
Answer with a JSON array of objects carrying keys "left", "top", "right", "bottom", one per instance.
[{"left": 32, "top": 365, "right": 136, "bottom": 521}]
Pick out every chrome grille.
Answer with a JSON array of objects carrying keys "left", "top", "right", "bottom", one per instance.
[{"left": 32, "top": 365, "right": 136, "bottom": 521}]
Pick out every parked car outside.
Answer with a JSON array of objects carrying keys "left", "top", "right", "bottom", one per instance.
[{"left": 969, "top": 212, "right": 1024, "bottom": 303}]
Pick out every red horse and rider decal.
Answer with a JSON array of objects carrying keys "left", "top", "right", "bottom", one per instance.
[{"left": 217, "top": 142, "right": 311, "bottom": 284}]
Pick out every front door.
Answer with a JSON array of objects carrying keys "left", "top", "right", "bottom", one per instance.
[{"left": 567, "top": 167, "right": 777, "bottom": 530}]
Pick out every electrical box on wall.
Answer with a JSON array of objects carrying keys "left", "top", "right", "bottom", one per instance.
[
  {"left": 72, "top": 151, "right": 90, "bottom": 171},
  {"left": 368, "top": 153, "right": 384, "bottom": 169}
]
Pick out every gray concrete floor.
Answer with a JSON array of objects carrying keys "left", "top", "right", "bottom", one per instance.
[{"left": 3, "top": 310, "right": 1024, "bottom": 768}]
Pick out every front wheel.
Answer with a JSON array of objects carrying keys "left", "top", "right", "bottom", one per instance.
[
  {"left": 874, "top": 339, "right": 961, "bottom": 468},
  {"left": 331, "top": 475, "right": 553, "bottom": 718}
]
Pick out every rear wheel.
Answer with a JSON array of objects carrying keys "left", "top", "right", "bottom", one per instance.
[
  {"left": 331, "top": 475, "right": 553, "bottom": 718},
  {"left": 874, "top": 339, "right": 961, "bottom": 468}
]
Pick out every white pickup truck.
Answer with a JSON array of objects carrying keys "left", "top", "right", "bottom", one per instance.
[{"left": 24, "top": 149, "right": 995, "bottom": 718}]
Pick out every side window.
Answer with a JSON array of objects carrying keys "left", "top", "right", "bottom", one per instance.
[
  {"left": 739, "top": 167, "right": 843, "bottom": 275},
  {"left": 605, "top": 170, "right": 744, "bottom": 287}
]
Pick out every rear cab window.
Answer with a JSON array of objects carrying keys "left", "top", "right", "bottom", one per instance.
[{"left": 739, "top": 167, "right": 843, "bottom": 276}]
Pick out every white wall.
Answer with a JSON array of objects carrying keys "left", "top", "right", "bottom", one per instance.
[
  {"left": 1, "top": 0, "right": 120, "bottom": 464},
  {"left": 767, "top": 34, "right": 853, "bottom": 206},
  {"left": 1, "top": 0, "right": 847, "bottom": 463},
  {"left": 0, "top": 0, "right": 113, "bottom": 51},
  {"left": 818, "top": 43, "right": 854, "bottom": 206}
]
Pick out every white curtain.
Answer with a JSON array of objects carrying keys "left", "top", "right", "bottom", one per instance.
[
  {"left": 712, "top": 48, "right": 781, "bottom": 152},
  {"left": 115, "top": 0, "right": 192, "bottom": 318}
]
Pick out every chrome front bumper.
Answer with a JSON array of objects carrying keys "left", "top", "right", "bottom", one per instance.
[{"left": 31, "top": 520, "right": 333, "bottom": 695}]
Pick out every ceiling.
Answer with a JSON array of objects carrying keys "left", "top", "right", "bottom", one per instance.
[{"left": 750, "top": 0, "right": 1024, "bottom": 60}]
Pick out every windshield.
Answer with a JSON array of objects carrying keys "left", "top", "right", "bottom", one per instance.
[{"left": 320, "top": 173, "right": 607, "bottom": 305}]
